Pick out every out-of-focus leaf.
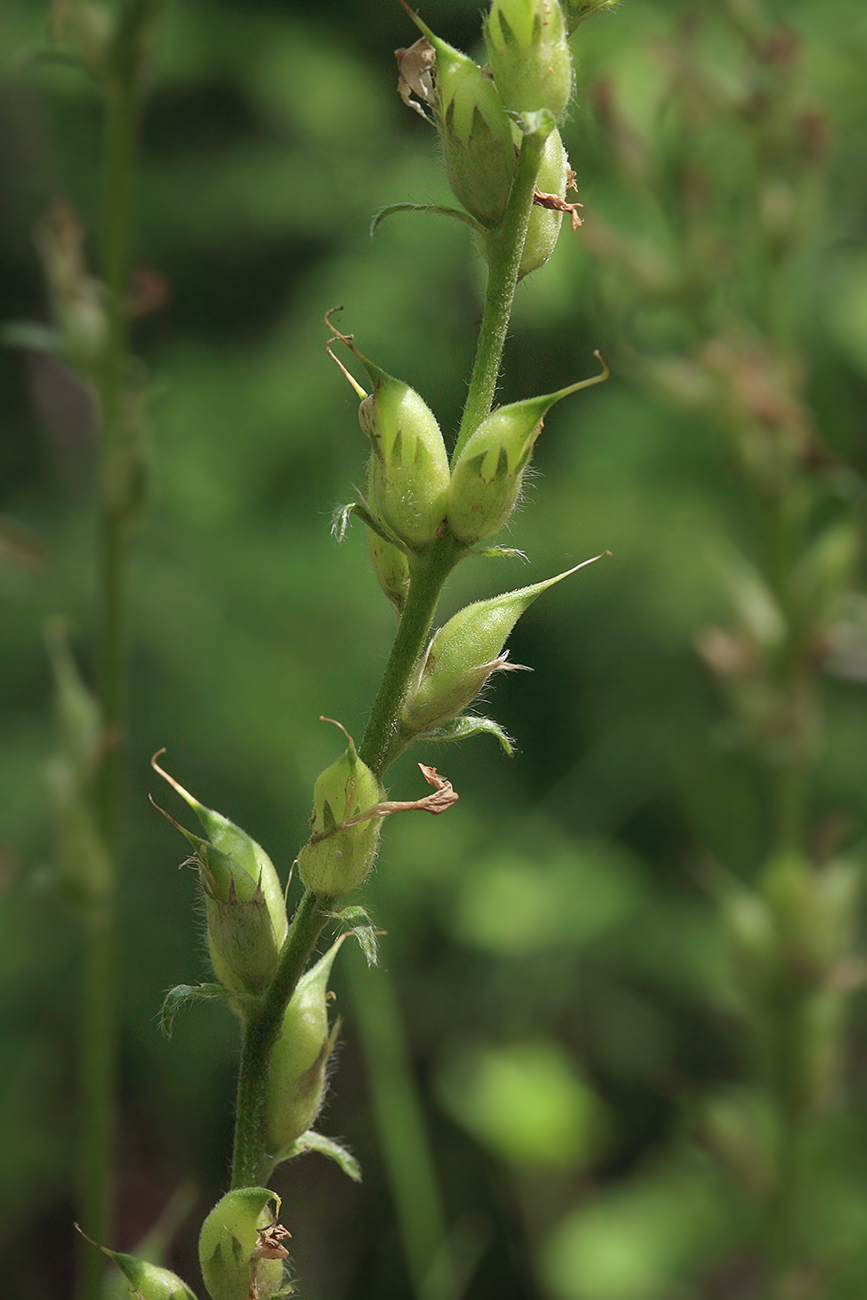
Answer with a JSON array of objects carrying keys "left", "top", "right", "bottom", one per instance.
[
  {"left": 435, "top": 1038, "right": 608, "bottom": 1170},
  {"left": 539, "top": 1166, "right": 726, "bottom": 1300},
  {"left": 450, "top": 840, "right": 645, "bottom": 955}
]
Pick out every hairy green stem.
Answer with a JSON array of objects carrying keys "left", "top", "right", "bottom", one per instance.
[
  {"left": 360, "top": 533, "right": 463, "bottom": 778},
  {"left": 229, "top": 536, "right": 461, "bottom": 1190},
  {"left": 452, "top": 128, "right": 549, "bottom": 464},
  {"left": 75, "top": 69, "right": 139, "bottom": 1300},
  {"left": 339, "top": 121, "right": 553, "bottom": 1300},
  {"left": 228, "top": 88, "right": 552, "bottom": 1231},
  {"left": 231, "top": 890, "right": 331, "bottom": 1189},
  {"left": 361, "top": 131, "right": 550, "bottom": 777}
]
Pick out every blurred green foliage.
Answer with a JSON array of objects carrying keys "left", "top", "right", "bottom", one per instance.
[{"left": 2, "top": 1, "right": 867, "bottom": 1298}]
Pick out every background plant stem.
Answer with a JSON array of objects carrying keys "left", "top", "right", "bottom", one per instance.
[
  {"left": 349, "top": 965, "right": 456, "bottom": 1300},
  {"left": 74, "top": 69, "right": 138, "bottom": 1300},
  {"left": 765, "top": 1001, "right": 806, "bottom": 1300},
  {"left": 764, "top": 482, "right": 813, "bottom": 1295}
]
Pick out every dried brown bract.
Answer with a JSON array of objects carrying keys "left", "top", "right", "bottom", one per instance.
[{"left": 395, "top": 36, "right": 437, "bottom": 119}]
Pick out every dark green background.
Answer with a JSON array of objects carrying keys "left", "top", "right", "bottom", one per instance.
[{"left": 2, "top": 1, "right": 867, "bottom": 1297}]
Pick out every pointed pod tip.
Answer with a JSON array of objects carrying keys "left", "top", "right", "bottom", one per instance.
[
  {"left": 521, "top": 550, "right": 609, "bottom": 601},
  {"left": 326, "top": 338, "right": 369, "bottom": 402},
  {"left": 551, "top": 353, "right": 610, "bottom": 404},
  {"left": 149, "top": 794, "right": 206, "bottom": 859},
  {"left": 319, "top": 716, "right": 360, "bottom": 760},
  {"left": 592, "top": 350, "right": 610, "bottom": 381},
  {"left": 324, "top": 313, "right": 392, "bottom": 399},
  {"left": 543, "top": 550, "right": 610, "bottom": 588},
  {"left": 320, "top": 716, "right": 352, "bottom": 741},
  {"left": 396, "top": 0, "right": 434, "bottom": 41},
  {"left": 567, "top": 549, "right": 610, "bottom": 574},
  {"left": 151, "top": 750, "right": 206, "bottom": 815},
  {"left": 396, "top": 0, "right": 463, "bottom": 63},
  {"left": 314, "top": 930, "right": 351, "bottom": 976},
  {"left": 73, "top": 1223, "right": 105, "bottom": 1256}
]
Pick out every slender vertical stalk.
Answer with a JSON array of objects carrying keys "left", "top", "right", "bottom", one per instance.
[
  {"left": 229, "top": 539, "right": 462, "bottom": 1190},
  {"left": 226, "top": 123, "right": 552, "bottom": 1205},
  {"left": 231, "top": 890, "right": 331, "bottom": 1190},
  {"left": 754, "top": 444, "right": 814, "bottom": 1300},
  {"left": 349, "top": 966, "right": 455, "bottom": 1300},
  {"left": 767, "top": 487, "right": 811, "bottom": 864},
  {"left": 75, "top": 902, "right": 119, "bottom": 1300},
  {"left": 343, "top": 126, "right": 550, "bottom": 1300},
  {"left": 359, "top": 533, "right": 462, "bottom": 777},
  {"left": 358, "top": 124, "right": 551, "bottom": 774},
  {"left": 453, "top": 130, "right": 548, "bottom": 463},
  {"left": 764, "top": 997, "right": 809, "bottom": 1300},
  {"left": 74, "top": 67, "right": 140, "bottom": 1300}
]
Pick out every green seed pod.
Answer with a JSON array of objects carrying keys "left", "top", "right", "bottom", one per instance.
[
  {"left": 297, "top": 723, "right": 383, "bottom": 899},
  {"left": 448, "top": 359, "right": 608, "bottom": 544},
  {"left": 76, "top": 1229, "right": 199, "bottom": 1300},
  {"left": 367, "top": 530, "right": 411, "bottom": 614},
  {"left": 397, "top": 17, "right": 515, "bottom": 225},
  {"left": 152, "top": 756, "right": 288, "bottom": 995},
  {"left": 112, "top": 1259, "right": 199, "bottom": 1300},
  {"left": 199, "top": 1189, "right": 290, "bottom": 1300},
  {"left": 485, "top": 0, "right": 573, "bottom": 121},
  {"left": 403, "top": 559, "right": 602, "bottom": 735},
  {"left": 49, "top": 0, "right": 114, "bottom": 76},
  {"left": 720, "top": 885, "right": 779, "bottom": 1003},
  {"left": 327, "top": 322, "right": 449, "bottom": 548},
  {"left": 34, "top": 202, "right": 107, "bottom": 373},
  {"left": 266, "top": 935, "right": 346, "bottom": 1152},
  {"left": 697, "top": 1090, "right": 773, "bottom": 1198},
  {"left": 477, "top": 127, "right": 575, "bottom": 279},
  {"left": 436, "top": 44, "right": 516, "bottom": 225},
  {"left": 360, "top": 370, "right": 450, "bottom": 549},
  {"left": 45, "top": 620, "right": 112, "bottom": 908},
  {"left": 762, "top": 853, "right": 860, "bottom": 991},
  {"left": 200, "top": 852, "right": 284, "bottom": 996},
  {"left": 520, "top": 128, "right": 570, "bottom": 276},
  {"left": 790, "top": 520, "right": 859, "bottom": 638}
]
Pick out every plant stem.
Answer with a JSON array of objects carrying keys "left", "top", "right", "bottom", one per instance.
[
  {"left": 360, "top": 534, "right": 462, "bottom": 778},
  {"left": 75, "top": 69, "right": 138, "bottom": 1300},
  {"left": 75, "top": 904, "right": 118, "bottom": 1300},
  {"left": 758, "top": 431, "right": 813, "bottom": 1300},
  {"left": 100, "top": 78, "right": 137, "bottom": 458},
  {"left": 341, "top": 123, "right": 551, "bottom": 1294},
  {"left": 452, "top": 128, "right": 548, "bottom": 463},
  {"left": 321, "top": 118, "right": 552, "bottom": 1300},
  {"left": 764, "top": 998, "right": 808, "bottom": 1300},
  {"left": 349, "top": 965, "right": 456, "bottom": 1300},
  {"left": 229, "top": 527, "right": 461, "bottom": 1189},
  {"left": 361, "top": 129, "right": 550, "bottom": 776},
  {"left": 228, "top": 89, "right": 550, "bottom": 1224},
  {"left": 231, "top": 890, "right": 331, "bottom": 1189},
  {"left": 230, "top": 527, "right": 466, "bottom": 1189}
]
